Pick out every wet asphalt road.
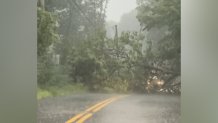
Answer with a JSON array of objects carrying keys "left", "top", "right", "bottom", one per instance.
[{"left": 38, "top": 93, "right": 180, "bottom": 123}]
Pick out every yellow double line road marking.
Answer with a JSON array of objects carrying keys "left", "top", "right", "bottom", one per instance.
[
  {"left": 65, "top": 96, "right": 122, "bottom": 123},
  {"left": 76, "top": 113, "right": 92, "bottom": 123}
]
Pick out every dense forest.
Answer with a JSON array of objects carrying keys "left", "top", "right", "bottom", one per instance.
[{"left": 37, "top": 0, "right": 180, "bottom": 98}]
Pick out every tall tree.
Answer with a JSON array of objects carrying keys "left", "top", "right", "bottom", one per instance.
[
  {"left": 37, "top": 5, "right": 62, "bottom": 87},
  {"left": 44, "top": 0, "right": 108, "bottom": 65},
  {"left": 37, "top": 7, "right": 59, "bottom": 56},
  {"left": 136, "top": 0, "right": 181, "bottom": 93}
]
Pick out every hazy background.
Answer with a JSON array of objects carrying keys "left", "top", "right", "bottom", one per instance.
[
  {"left": 106, "top": 0, "right": 137, "bottom": 22},
  {"left": 106, "top": 0, "right": 140, "bottom": 38},
  {"left": 1, "top": 0, "right": 218, "bottom": 123}
]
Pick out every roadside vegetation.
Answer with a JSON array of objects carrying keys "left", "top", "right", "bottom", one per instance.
[
  {"left": 37, "top": 0, "right": 180, "bottom": 99},
  {"left": 37, "top": 83, "right": 87, "bottom": 99}
]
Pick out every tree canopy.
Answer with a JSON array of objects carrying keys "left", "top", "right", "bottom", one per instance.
[{"left": 37, "top": 0, "right": 181, "bottom": 94}]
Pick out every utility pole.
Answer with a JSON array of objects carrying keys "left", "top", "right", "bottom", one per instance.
[
  {"left": 114, "top": 25, "right": 120, "bottom": 77},
  {"left": 114, "top": 25, "right": 118, "bottom": 49}
]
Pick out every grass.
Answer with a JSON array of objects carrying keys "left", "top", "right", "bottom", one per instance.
[{"left": 37, "top": 83, "right": 88, "bottom": 100}]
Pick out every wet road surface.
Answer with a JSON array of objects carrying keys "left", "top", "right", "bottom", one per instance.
[{"left": 38, "top": 93, "right": 180, "bottom": 123}]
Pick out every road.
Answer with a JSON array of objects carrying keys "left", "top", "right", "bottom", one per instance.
[{"left": 37, "top": 93, "right": 180, "bottom": 123}]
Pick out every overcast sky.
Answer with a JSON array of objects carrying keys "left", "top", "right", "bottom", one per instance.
[{"left": 106, "top": 0, "right": 137, "bottom": 22}]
